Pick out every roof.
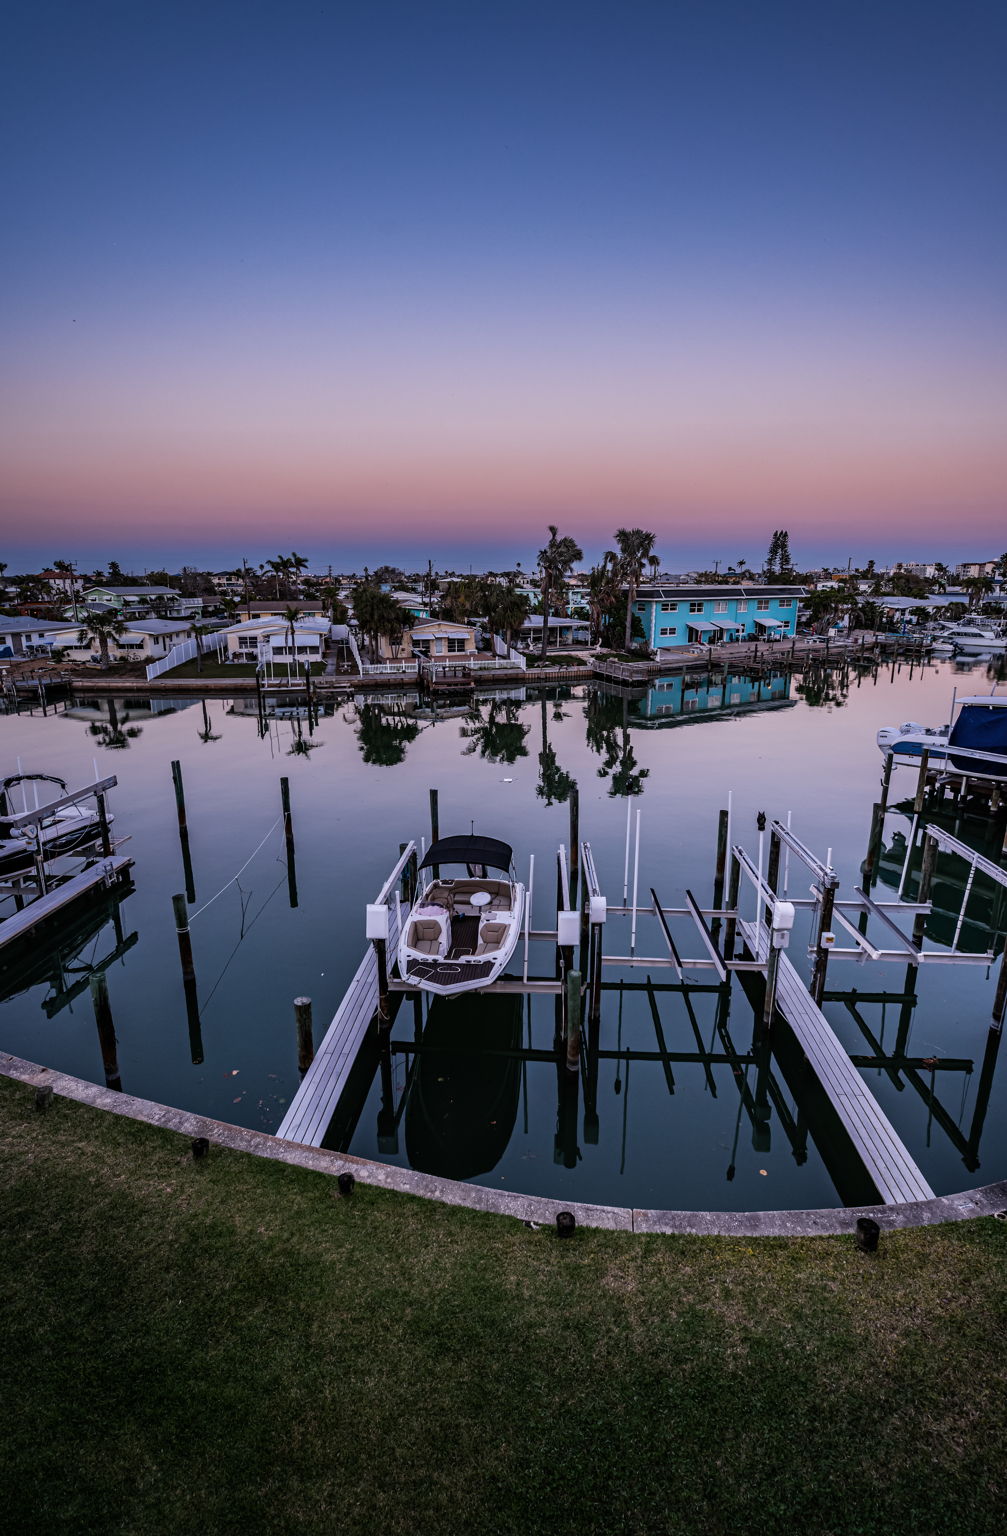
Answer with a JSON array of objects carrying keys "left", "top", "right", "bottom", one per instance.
[
  {"left": 0, "top": 616, "right": 71, "bottom": 633},
  {"left": 119, "top": 619, "right": 192, "bottom": 635},
  {"left": 638, "top": 584, "right": 806, "bottom": 601},
  {"left": 84, "top": 585, "right": 177, "bottom": 596},
  {"left": 957, "top": 695, "right": 1007, "bottom": 708},
  {"left": 521, "top": 615, "right": 590, "bottom": 629},
  {"left": 419, "top": 835, "right": 514, "bottom": 873}
]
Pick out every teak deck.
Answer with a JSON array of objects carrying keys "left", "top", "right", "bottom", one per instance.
[{"left": 739, "top": 918, "right": 935, "bottom": 1205}]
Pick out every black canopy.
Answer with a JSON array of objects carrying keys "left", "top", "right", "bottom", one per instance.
[{"left": 419, "top": 834, "right": 514, "bottom": 873}]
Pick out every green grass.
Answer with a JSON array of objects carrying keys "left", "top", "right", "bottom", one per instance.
[
  {"left": 525, "top": 653, "right": 588, "bottom": 667},
  {"left": 3, "top": 1077, "right": 1006, "bottom": 1535}
]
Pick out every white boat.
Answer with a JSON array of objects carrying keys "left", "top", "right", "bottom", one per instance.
[
  {"left": 398, "top": 834, "right": 525, "bottom": 997},
  {"left": 877, "top": 691, "right": 1007, "bottom": 780},
  {"left": 935, "top": 623, "right": 1007, "bottom": 654},
  {"left": 0, "top": 773, "right": 112, "bottom": 873}
]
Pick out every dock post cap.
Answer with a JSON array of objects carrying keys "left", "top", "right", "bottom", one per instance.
[{"left": 365, "top": 903, "right": 389, "bottom": 941}]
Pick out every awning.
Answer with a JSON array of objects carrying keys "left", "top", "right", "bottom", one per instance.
[
  {"left": 419, "top": 835, "right": 514, "bottom": 873},
  {"left": 704, "top": 619, "right": 740, "bottom": 631},
  {"left": 754, "top": 616, "right": 785, "bottom": 629},
  {"left": 686, "top": 619, "right": 717, "bottom": 632}
]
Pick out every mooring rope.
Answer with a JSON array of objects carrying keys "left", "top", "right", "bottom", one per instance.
[{"left": 187, "top": 816, "right": 283, "bottom": 922}]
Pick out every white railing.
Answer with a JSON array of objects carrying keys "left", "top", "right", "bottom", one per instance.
[
  {"left": 359, "top": 658, "right": 420, "bottom": 676},
  {"left": 145, "top": 631, "right": 227, "bottom": 681}
]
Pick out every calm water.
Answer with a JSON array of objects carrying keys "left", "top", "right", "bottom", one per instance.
[{"left": 2, "top": 655, "right": 1005, "bottom": 1211}]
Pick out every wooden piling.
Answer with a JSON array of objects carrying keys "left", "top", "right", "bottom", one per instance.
[
  {"left": 281, "top": 776, "right": 298, "bottom": 909},
  {"left": 565, "top": 969, "right": 582, "bottom": 1072},
  {"left": 172, "top": 892, "right": 203, "bottom": 1064},
  {"left": 911, "top": 834, "right": 939, "bottom": 950},
  {"left": 96, "top": 791, "right": 112, "bottom": 857},
  {"left": 993, "top": 949, "right": 1007, "bottom": 1029},
  {"left": 809, "top": 875, "right": 838, "bottom": 1005},
  {"left": 170, "top": 759, "right": 196, "bottom": 904},
  {"left": 90, "top": 972, "right": 121, "bottom": 1092},
  {"left": 913, "top": 749, "right": 930, "bottom": 815},
  {"left": 568, "top": 782, "right": 580, "bottom": 921},
  {"left": 429, "top": 787, "right": 440, "bottom": 877},
  {"left": 294, "top": 996, "right": 315, "bottom": 1074}
]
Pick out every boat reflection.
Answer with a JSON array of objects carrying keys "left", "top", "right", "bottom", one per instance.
[{"left": 402, "top": 994, "right": 523, "bottom": 1179}]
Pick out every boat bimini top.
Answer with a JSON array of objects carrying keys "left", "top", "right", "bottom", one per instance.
[{"left": 419, "top": 835, "right": 514, "bottom": 873}]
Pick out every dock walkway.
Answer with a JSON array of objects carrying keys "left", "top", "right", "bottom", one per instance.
[
  {"left": 277, "top": 898, "right": 404, "bottom": 1146},
  {"left": 0, "top": 858, "right": 133, "bottom": 953},
  {"left": 740, "top": 918, "right": 934, "bottom": 1204}
]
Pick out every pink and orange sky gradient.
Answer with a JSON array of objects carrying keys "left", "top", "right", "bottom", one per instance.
[{"left": 2, "top": 2, "right": 1005, "bottom": 574}]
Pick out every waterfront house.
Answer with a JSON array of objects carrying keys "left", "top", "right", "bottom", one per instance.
[
  {"left": 373, "top": 620, "right": 478, "bottom": 663},
  {"left": 221, "top": 616, "right": 330, "bottom": 664},
  {"left": 246, "top": 600, "right": 328, "bottom": 619},
  {"left": 515, "top": 615, "right": 591, "bottom": 650},
  {"left": 76, "top": 585, "right": 204, "bottom": 620},
  {"left": 53, "top": 618, "right": 194, "bottom": 663},
  {"left": 390, "top": 591, "right": 432, "bottom": 620},
  {"left": 0, "top": 617, "right": 72, "bottom": 659},
  {"left": 633, "top": 585, "right": 803, "bottom": 651}
]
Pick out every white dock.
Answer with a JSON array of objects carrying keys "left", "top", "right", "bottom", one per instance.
[
  {"left": 0, "top": 858, "right": 133, "bottom": 953},
  {"left": 739, "top": 918, "right": 935, "bottom": 1204},
  {"left": 277, "top": 879, "right": 408, "bottom": 1147}
]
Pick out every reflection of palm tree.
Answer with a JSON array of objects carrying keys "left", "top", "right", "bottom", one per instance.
[
  {"left": 796, "top": 664, "right": 849, "bottom": 709},
  {"left": 459, "top": 698, "right": 530, "bottom": 764},
  {"left": 536, "top": 695, "right": 575, "bottom": 805},
  {"left": 197, "top": 700, "right": 221, "bottom": 744},
  {"left": 354, "top": 703, "right": 420, "bottom": 766},
  {"left": 287, "top": 715, "right": 321, "bottom": 756},
  {"left": 87, "top": 698, "right": 141, "bottom": 750},
  {"left": 584, "top": 691, "right": 648, "bottom": 797}
]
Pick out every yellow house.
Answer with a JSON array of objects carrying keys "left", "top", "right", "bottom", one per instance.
[{"left": 375, "top": 620, "right": 478, "bottom": 662}]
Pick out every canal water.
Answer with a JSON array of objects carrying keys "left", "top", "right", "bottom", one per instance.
[{"left": 2, "top": 654, "right": 1005, "bottom": 1211}]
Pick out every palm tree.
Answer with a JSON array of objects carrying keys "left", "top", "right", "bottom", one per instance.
[
  {"left": 485, "top": 580, "right": 530, "bottom": 653},
  {"left": 586, "top": 556, "right": 621, "bottom": 646},
  {"left": 612, "top": 528, "right": 658, "bottom": 653},
  {"left": 537, "top": 525, "right": 583, "bottom": 663},
  {"left": 282, "top": 606, "right": 303, "bottom": 678},
  {"left": 188, "top": 619, "right": 211, "bottom": 674},
  {"left": 78, "top": 611, "right": 126, "bottom": 670}
]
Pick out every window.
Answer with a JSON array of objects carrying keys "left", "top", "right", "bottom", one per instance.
[
  {"left": 660, "top": 601, "right": 678, "bottom": 612},
  {"left": 446, "top": 636, "right": 467, "bottom": 653},
  {"left": 778, "top": 598, "right": 792, "bottom": 608},
  {"left": 714, "top": 600, "right": 728, "bottom": 613},
  {"left": 659, "top": 626, "right": 676, "bottom": 636},
  {"left": 636, "top": 603, "right": 646, "bottom": 612},
  {"left": 689, "top": 601, "right": 705, "bottom": 613},
  {"left": 736, "top": 600, "right": 748, "bottom": 613},
  {"left": 757, "top": 599, "right": 770, "bottom": 611}
]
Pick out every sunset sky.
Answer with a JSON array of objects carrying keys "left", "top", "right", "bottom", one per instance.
[{"left": 2, "top": 0, "right": 1005, "bottom": 574}]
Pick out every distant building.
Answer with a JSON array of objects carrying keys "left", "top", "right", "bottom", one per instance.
[
  {"left": 957, "top": 560, "right": 1000, "bottom": 579},
  {"left": 77, "top": 585, "right": 203, "bottom": 620},
  {"left": 246, "top": 600, "right": 328, "bottom": 619},
  {"left": 634, "top": 585, "right": 802, "bottom": 649}
]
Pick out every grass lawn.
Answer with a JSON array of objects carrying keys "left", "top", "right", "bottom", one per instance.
[
  {"left": 165, "top": 658, "right": 327, "bottom": 679},
  {"left": 3, "top": 1077, "right": 1006, "bottom": 1535},
  {"left": 526, "top": 653, "right": 588, "bottom": 668}
]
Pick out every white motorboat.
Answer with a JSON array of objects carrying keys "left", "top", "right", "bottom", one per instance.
[
  {"left": 877, "top": 690, "right": 1007, "bottom": 780},
  {"left": 398, "top": 834, "right": 525, "bottom": 997},
  {"left": 936, "top": 623, "right": 1007, "bottom": 654},
  {"left": 0, "top": 773, "right": 112, "bottom": 873}
]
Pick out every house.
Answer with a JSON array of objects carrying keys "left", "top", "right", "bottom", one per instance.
[
  {"left": 77, "top": 585, "right": 203, "bottom": 619},
  {"left": 515, "top": 615, "right": 591, "bottom": 650},
  {"left": 245, "top": 600, "right": 328, "bottom": 619},
  {"left": 373, "top": 620, "right": 478, "bottom": 663},
  {"left": 0, "top": 617, "right": 70, "bottom": 658},
  {"left": 634, "top": 585, "right": 803, "bottom": 650},
  {"left": 389, "top": 591, "right": 431, "bottom": 620},
  {"left": 52, "top": 618, "right": 195, "bottom": 663},
  {"left": 220, "top": 616, "right": 330, "bottom": 665}
]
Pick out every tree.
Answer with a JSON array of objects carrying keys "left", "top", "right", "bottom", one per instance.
[
  {"left": 283, "top": 606, "right": 303, "bottom": 676},
  {"left": 353, "top": 702, "right": 420, "bottom": 766},
  {"left": 537, "top": 526, "right": 583, "bottom": 663},
  {"left": 584, "top": 691, "right": 649, "bottom": 797},
  {"left": 351, "top": 582, "right": 403, "bottom": 659},
  {"left": 585, "top": 556, "right": 622, "bottom": 646},
  {"left": 78, "top": 611, "right": 126, "bottom": 670},
  {"left": 107, "top": 560, "right": 125, "bottom": 584},
  {"left": 460, "top": 697, "right": 529, "bottom": 764},
  {"left": 483, "top": 580, "right": 529, "bottom": 652},
  {"left": 188, "top": 619, "right": 212, "bottom": 674},
  {"left": 611, "top": 528, "right": 659, "bottom": 652}
]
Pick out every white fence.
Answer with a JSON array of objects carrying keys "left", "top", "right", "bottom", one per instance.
[{"left": 145, "top": 631, "right": 227, "bottom": 681}]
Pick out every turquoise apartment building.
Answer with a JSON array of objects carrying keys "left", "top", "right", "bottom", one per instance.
[{"left": 634, "top": 584, "right": 803, "bottom": 651}]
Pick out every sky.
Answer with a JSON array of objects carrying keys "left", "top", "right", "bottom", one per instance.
[{"left": 2, "top": 0, "right": 1005, "bottom": 575}]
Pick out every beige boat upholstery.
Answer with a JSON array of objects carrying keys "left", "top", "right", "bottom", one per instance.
[
  {"left": 427, "top": 878, "right": 513, "bottom": 916},
  {"left": 407, "top": 918, "right": 443, "bottom": 955},
  {"left": 475, "top": 921, "right": 508, "bottom": 956}
]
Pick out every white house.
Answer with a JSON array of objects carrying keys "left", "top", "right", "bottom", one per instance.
[
  {"left": 49, "top": 618, "right": 194, "bottom": 663},
  {"left": 0, "top": 617, "right": 71, "bottom": 658},
  {"left": 220, "top": 616, "right": 330, "bottom": 665}
]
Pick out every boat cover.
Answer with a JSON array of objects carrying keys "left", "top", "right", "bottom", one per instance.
[
  {"left": 948, "top": 704, "right": 1007, "bottom": 772},
  {"left": 419, "top": 834, "right": 514, "bottom": 872}
]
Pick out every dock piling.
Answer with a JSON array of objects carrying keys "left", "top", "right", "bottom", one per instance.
[
  {"left": 281, "top": 777, "right": 298, "bottom": 908},
  {"left": 295, "top": 996, "right": 315, "bottom": 1074},
  {"left": 170, "top": 759, "right": 196, "bottom": 904},
  {"left": 565, "top": 969, "right": 582, "bottom": 1071},
  {"left": 172, "top": 892, "right": 203, "bottom": 1064}
]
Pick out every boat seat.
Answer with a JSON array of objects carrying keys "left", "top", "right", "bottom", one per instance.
[
  {"left": 476, "top": 921, "right": 508, "bottom": 956},
  {"left": 407, "top": 919, "right": 443, "bottom": 955},
  {"left": 488, "top": 893, "right": 511, "bottom": 911}
]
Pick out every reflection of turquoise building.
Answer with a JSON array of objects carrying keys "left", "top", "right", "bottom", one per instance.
[
  {"left": 631, "top": 671, "right": 794, "bottom": 725},
  {"left": 635, "top": 584, "right": 802, "bottom": 649}
]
